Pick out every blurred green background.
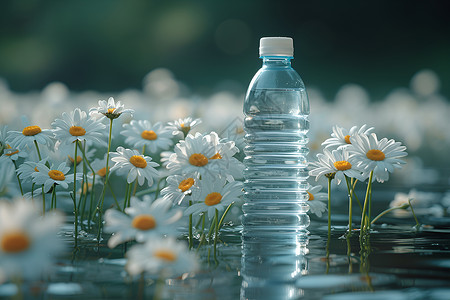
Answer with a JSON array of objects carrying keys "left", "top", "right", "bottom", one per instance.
[{"left": 1, "top": 0, "right": 449, "bottom": 99}]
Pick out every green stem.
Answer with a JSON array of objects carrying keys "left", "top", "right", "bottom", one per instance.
[
  {"left": 12, "top": 160, "right": 24, "bottom": 196},
  {"left": 207, "top": 215, "right": 217, "bottom": 241},
  {"left": 33, "top": 140, "right": 46, "bottom": 214},
  {"left": 188, "top": 200, "right": 193, "bottom": 250},
  {"left": 41, "top": 185, "right": 46, "bottom": 215},
  {"left": 360, "top": 171, "right": 374, "bottom": 234},
  {"left": 351, "top": 178, "right": 363, "bottom": 211},
  {"left": 107, "top": 182, "right": 121, "bottom": 211},
  {"left": 79, "top": 173, "right": 88, "bottom": 224},
  {"left": 196, "top": 214, "right": 206, "bottom": 252},
  {"left": 345, "top": 175, "right": 353, "bottom": 233},
  {"left": 371, "top": 203, "right": 410, "bottom": 225},
  {"left": 72, "top": 140, "right": 79, "bottom": 247},
  {"left": 367, "top": 179, "right": 374, "bottom": 230},
  {"left": 51, "top": 183, "right": 57, "bottom": 210},
  {"left": 122, "top": 182, "right": 131, "bottom": 211},
  {"left": 408, "top": 198, "right": 420, "bottom": 228},
  {"left": 214, "top": 208, "right": 219, "bottom": 259},
  {"left": 127, "top": 182, "right": 133, "bottom": 208},
  {"left": 327, "top": 177, "right": 332, "bottom": 236},
  {"left": 154, "top": 177, "right": 163, "bottom": 200},
  {"left": 97, "top": 118, "right": 114, "bottom": 234},
  {"left": 77, "top": 141, "right": 96, "bottom": 224},
  {"left": 218, "top": 202, "right": 235, "bottom": 230},
  {"left": 34, "top": 140, "right": 43, "bottom": 161},
  {"left": 31, "top": 183, "right": 35, "bottom": 201}
]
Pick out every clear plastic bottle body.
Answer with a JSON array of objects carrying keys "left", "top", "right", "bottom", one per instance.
[{"left": 242, "top": 56, "right": 310, "bottom": 234}]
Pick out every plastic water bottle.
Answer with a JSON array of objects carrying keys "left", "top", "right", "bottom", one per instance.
[{"left": 242, "top": 37, "right": 310, "bottom": 235}]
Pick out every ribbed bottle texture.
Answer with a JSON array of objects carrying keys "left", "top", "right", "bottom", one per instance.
[{"left": 242, "top": 40, "right": 310, "bottom": 235}]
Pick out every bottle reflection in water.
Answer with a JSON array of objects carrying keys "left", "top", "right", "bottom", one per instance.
[{"left": 240, "top": 232, "right": 309, "bottom": 299}]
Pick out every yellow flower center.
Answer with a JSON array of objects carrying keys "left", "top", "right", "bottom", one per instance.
[
  {"left": 1, "top": 231, "right": 31, "bottom": 253},
  {"left": 366, "top": 149, "right": 385, "bottom": 161},
  {"left": 107, "top": 108, "right": 116, "bottom": 114},
  {"left": 189, "top": 153, "right": 208, "bottom": 167},
  {"left": 5, "top": 145, "right": 19, "bottom": 156},
  {"left": 22, "top": 125, "right": 42, "bottom": 136},
  {"left": 178, "top": 178, "right": 194, "bottom": 192},
  {"left": 154, "top": 250, "right": 177, "bottom": 262},
  {"left": 334, "top": 160, "right": 352, "bottom": 171},
  {"left": 129, "top": 155, "right": 147, "bottom": 168},
  {"left": 141, "top": 130, "right": 158, "bottom": 140},
  {"left": 34, "top": 167, "right": 39, "bottom": 172},
  {"left": 68, "top": 155, "right": 83, "bottom": 164},
  {"left": 209, "top": 153, "right": 222, "bottom": 160},
  {"left": 69, "top": 126, "right": 86, "bottom": 136},
  {"left": 97, "top": 167, "right": 107, "bottom": 177},
  {"left": 131, "top": 214, "right": 157, "bottom": 230},
  {"left": 180, "top": 123, "right": 191, "bottom": 135},
  {"left": 48, "top": 170, "right": 66, "bottom": 181},
  {"left": 205, "top": 192, "right": 222, "bottom": 206},
  {"left": 344, "top": 135, "right": 351, "bottom": 144},
  {"left": 307, "top": 191, "right": 314, "bottom": 201}
]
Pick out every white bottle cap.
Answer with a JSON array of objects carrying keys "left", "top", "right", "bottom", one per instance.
[{"left": 259, "top": 37, "right": 294, "bottom": 57}]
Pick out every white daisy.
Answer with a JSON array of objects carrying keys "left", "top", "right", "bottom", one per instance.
[
  {"left": 207, "top": 132, "right": 244, "bottom": 180},
  {"left": 322, "top": 124, "right": 374, "bottom": 150},
  {"left": 0, "top": 144, "right": 28, "bottom": 161},
  {"left": 89, "top": 96, "right": 134, "bottom": 120},
  {"left": 160, "top": 151, "right": 174, "bottom": 168},
  {"left": 306, "top": 185, "right": 328, "bottom": 218},
  {"left": 52, "top": 108, "right": 106, "bottom": 146},
  {"left": 0, "top": 199, "right": 65, "bottom": 280},
  {"left": 349, "top": 133, "right": 407, "bottom": 183},
  {"left": 309, "top": 148, "right": 364, "bottom": 185},
  {"left": 109, "top": 147, "right": 159, "bottom": 186},
  {"left": 125, "top": 237, "right": 198, "bottom": 277},
  {"left": 32, "top": 162, "right": 82, "bottom": 192},
  {"left": 185, "top": 176, "right": 243, "bottom": 220},
  {"left": 16, "top": 157, "right": 49, "bottom": 184},
  {"left": 166, "top": 132, "right": 217, "bottom": 177},
  {"left": 7, "top": 125, "right": 54, "bottom": 150},
  {"left": 160, "top": 173, "right": 200, "bottom": 205},
  {"left": 104, "top": 196, "right": 182, "bottom": 248},
  {"left": 120, "top": 120, "right": 173, "bottom": 154},
  {"left": 167, "top": 117, "right": 202, "bottom": 137}
]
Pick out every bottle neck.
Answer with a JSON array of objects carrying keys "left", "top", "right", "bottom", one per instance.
[{"left": 261, "top": 56, "right": 292, "bottom": 68}]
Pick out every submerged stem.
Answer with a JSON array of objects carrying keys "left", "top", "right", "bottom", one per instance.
[{"left": 408, "top": 198, "right": 421, "bottom": 229}]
